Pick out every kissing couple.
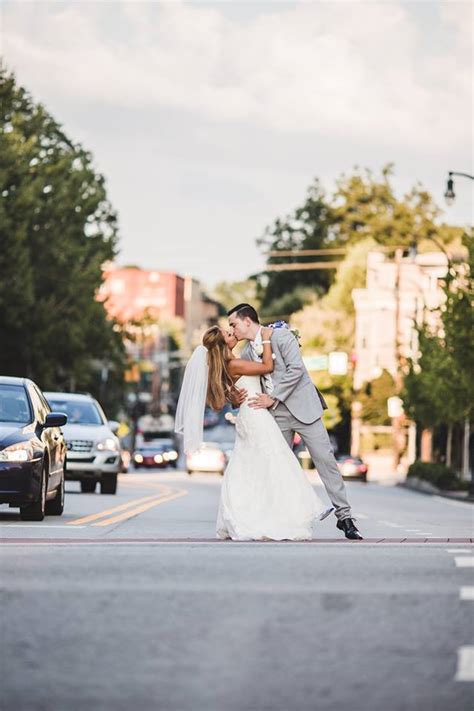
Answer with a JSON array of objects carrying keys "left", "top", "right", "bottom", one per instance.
[{"left": 175, "top": 303, "right": 362, "bottom": 541}]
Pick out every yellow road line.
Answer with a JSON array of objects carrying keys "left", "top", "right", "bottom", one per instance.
[
  {"left": 91, "top": 489, "right": 188, "bottom": 527},
  {"left": 67, "top": 487, "right": 171, "bottom": 526}
]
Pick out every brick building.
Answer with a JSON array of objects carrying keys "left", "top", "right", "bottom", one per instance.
[{"left": 98, "top": 266, "right": 185, "bottom": 323}]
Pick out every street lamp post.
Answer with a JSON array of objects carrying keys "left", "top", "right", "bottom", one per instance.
[{"left": 444, "top": 171, "right": 474, "bottom": 205}]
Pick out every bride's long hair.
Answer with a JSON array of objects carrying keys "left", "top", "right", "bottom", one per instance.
[{"left": 202, "top": 326, "right": 234, "bottom": 411}]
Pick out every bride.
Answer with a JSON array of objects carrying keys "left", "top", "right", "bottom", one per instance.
[{"left": 175, "top": 325, "right": 332, "bottom": 541}]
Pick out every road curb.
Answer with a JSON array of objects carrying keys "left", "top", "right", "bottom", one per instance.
[{"left": 398, "top": 478, "right": 474, "bottom": 503}]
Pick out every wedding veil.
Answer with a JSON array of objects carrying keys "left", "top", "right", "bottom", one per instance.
[{"left": 174, "top": 345, "right": 209, "bottom": 455}]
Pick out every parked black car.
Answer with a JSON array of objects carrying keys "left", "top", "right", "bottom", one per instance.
[{"left": 0, "top": 376, "right": 68, "bottom": 520}]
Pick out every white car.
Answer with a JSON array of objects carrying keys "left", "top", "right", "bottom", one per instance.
[
  {"left": 44, "top": 392, "right": 121, "bottom": 494},
  {"left": 186, "top": 442, "right": 228, "bottom": 475}
]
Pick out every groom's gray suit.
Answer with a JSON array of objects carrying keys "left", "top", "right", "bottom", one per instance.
[{"left": 242, "top": 327, "right": 353, "bottom": 521}]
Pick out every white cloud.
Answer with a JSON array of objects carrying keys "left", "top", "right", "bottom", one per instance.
[{"left": 2, "top": 0, "right": 472, "bottom": 150}]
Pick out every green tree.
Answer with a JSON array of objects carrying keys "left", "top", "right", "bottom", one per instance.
[
  {"left": 257, "top": 165, "right": 464, "bottom": 318},
  {"left": 0, "top": 69, "right": 125, "bottom": 408},
  {"left": 403, "top": 230, "right": 472, "bottom": 468},
  {"left": 442, "top": 232, "right": 474, "bottom": 420},
  {"left": 358, "top": 370, "right": 397, "bottom": 425},
  {"left": 331, "top": 164, "right": 463, "bottom": 249},
  {"left": 211, "top": 279, "right": 260, "bottom": 313},
  {"left": 256, "top": 179, "right": 334, "bottom": 316}
]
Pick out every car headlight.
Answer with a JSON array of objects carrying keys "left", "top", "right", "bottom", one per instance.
[
  {"left": 96, "top": 438, "right": 119, "bottom": 452},
  {"left": 0, "top": 441, "right": 34, "bottom": 462},
  {"left": 167, "top": 450, "right": 178, "bottom": 461},
  {"left": 134, "top": 453, "right": 143, "bottom": 463},
  {"left": 154, "top": 454, "right": 163, "bottom": 463}
]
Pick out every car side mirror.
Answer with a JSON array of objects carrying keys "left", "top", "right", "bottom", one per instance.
[
  {"left": 108, "top": 420, "right": 120, "bottom": 434},
  {"left": 44, "top": 412, "right": 68, "bottom": 428}
]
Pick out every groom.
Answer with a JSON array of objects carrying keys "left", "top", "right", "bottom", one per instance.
[{"left": 228, "top": 303, "right": 362, "bottom": 540}]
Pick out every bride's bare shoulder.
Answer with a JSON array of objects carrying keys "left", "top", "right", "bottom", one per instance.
[{"left": 228, "top": 358, "right": 246, "bottom": 375}]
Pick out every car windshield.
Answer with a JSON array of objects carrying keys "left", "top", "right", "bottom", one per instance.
[
  {"left": 141, "top": 442, "right": 174, "bottom": 452},
  {"left": 47, "top": 399, "right": 103, "bottom": 425},
  {"left": 0, "top": 385, "right": 32, "bottom": 424}
]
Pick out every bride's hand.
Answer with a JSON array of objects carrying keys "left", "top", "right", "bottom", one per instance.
[
  {"left": 229, "top": 386, "right": 248, "bottom": 407},
  {"left": 261, "top": 327, "right": 273, "bottom": 341}
]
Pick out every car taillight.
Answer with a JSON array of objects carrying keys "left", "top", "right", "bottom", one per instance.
[{"left": 360, "top": 465, "right": 368, "bottom": 473}]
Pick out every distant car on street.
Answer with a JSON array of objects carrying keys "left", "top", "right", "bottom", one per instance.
[
  {"left": 293, "top": 432, "right": 339, "bottom": 470},
  {"left": 44, "top": 391, "right": 121, "bottom": 494},
  {"left": 336, "top": 454, "right": 368, "bottom": 482},
  {"left": 204, "top": 424, "right": 235, "bottom": 460},
  {"left": 0, "top": 376, "right": 68, "bottom": 520},
  {"left": 133, "top": 439, "right": 178, "bottom": 469},
  {"left": 186, "top": 442, "right": 228, "bottom": 475}
]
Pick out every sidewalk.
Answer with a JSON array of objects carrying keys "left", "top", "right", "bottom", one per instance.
[{"left": 399, "top": 476, "right": 474, "bottom": 503}]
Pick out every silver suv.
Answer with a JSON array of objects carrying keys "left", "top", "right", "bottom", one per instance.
[{"left": 44, "top": 392, "right": 121, "bottom": 495}]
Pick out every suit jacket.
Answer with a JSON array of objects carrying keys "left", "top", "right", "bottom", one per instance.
[{"left": 241, "top": 328, "right": 327, "bottom": 425}]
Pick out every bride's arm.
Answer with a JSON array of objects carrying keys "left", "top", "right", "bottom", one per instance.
[{"left": 228, "top": 328, "right": 274, "bottom": 377}]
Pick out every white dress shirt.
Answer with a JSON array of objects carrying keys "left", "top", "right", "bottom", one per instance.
[{"left": 250, "top": 327, "right": 274, "bottom": 394}]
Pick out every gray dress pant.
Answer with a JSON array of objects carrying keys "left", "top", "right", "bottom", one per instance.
[{"left": 272, "top": 402, "right": 353, "bottom": 521}]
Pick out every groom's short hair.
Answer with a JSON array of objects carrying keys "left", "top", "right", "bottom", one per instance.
[{"left": 227, "top": 303, "right": 260, "bottom": 323}]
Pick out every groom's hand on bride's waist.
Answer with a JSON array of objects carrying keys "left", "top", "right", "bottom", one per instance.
[{"left": 248, "top": 393, "right": 276, "bottom": 409}]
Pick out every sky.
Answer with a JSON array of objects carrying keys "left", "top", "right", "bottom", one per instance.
[{"left": 1, "top": 0, "right": 472, "bottom": 288}]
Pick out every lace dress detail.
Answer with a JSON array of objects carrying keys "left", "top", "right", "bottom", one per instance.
[{"left": 216, "top": 375, "right": 326, "bottom": 541}]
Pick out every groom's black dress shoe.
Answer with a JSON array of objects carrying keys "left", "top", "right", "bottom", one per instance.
[{"left": 337, "top": 518, "right": 363, "bottom": 540}]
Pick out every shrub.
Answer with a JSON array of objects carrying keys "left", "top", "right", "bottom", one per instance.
[{"left": 407, "top": 461, "right": 463, "bottom": 490}]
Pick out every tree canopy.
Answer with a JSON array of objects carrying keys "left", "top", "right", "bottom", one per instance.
[
  {"left": 257, "top": 165, "right": 464, "bottom": 318},
  {"left": 0, "top": 69, "right": 125, "bottom": 409},
  {"left": 403, "top": 231, "right": 473, "bottom": 431}
]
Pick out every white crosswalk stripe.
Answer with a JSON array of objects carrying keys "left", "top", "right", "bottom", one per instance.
[
  {"left": 455, "top": 647, "right": 474, "bottom": 681},
  {"left": 455, "top": 557, "right": 474, "bottom": 568}
]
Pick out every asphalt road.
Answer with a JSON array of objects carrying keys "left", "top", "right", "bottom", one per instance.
[{"left": 1, "top": 470, "right": 473, "bottom": 711}]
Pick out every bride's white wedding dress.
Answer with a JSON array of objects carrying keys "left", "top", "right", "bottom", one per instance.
[{"left": 216, "top": 375, "right": 328, "bottom": 541}]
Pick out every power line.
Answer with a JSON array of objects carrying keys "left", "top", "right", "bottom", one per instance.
[
  {"left": 267, "top": 248, "right": 347, "bottom": 257},
  {"left": 266, "top": 261, "right": 343, "bottom": 272}
]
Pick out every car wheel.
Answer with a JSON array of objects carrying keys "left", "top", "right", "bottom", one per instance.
[
  {"left": 20, "top": 462, "right": 47, "bottom": 521},
  {"left": 100, "top": 473, "right": 117, "bottom": 495},
  {"left": 45, "top": 471, "right": 65, "bottom": 515},
  {"left": 81, "top": 480, "right": 97, "bottom": 493}
]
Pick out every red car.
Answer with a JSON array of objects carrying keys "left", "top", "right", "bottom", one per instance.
[{"left": 133, "top": 440, "right": 178, "bottom": 469}]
